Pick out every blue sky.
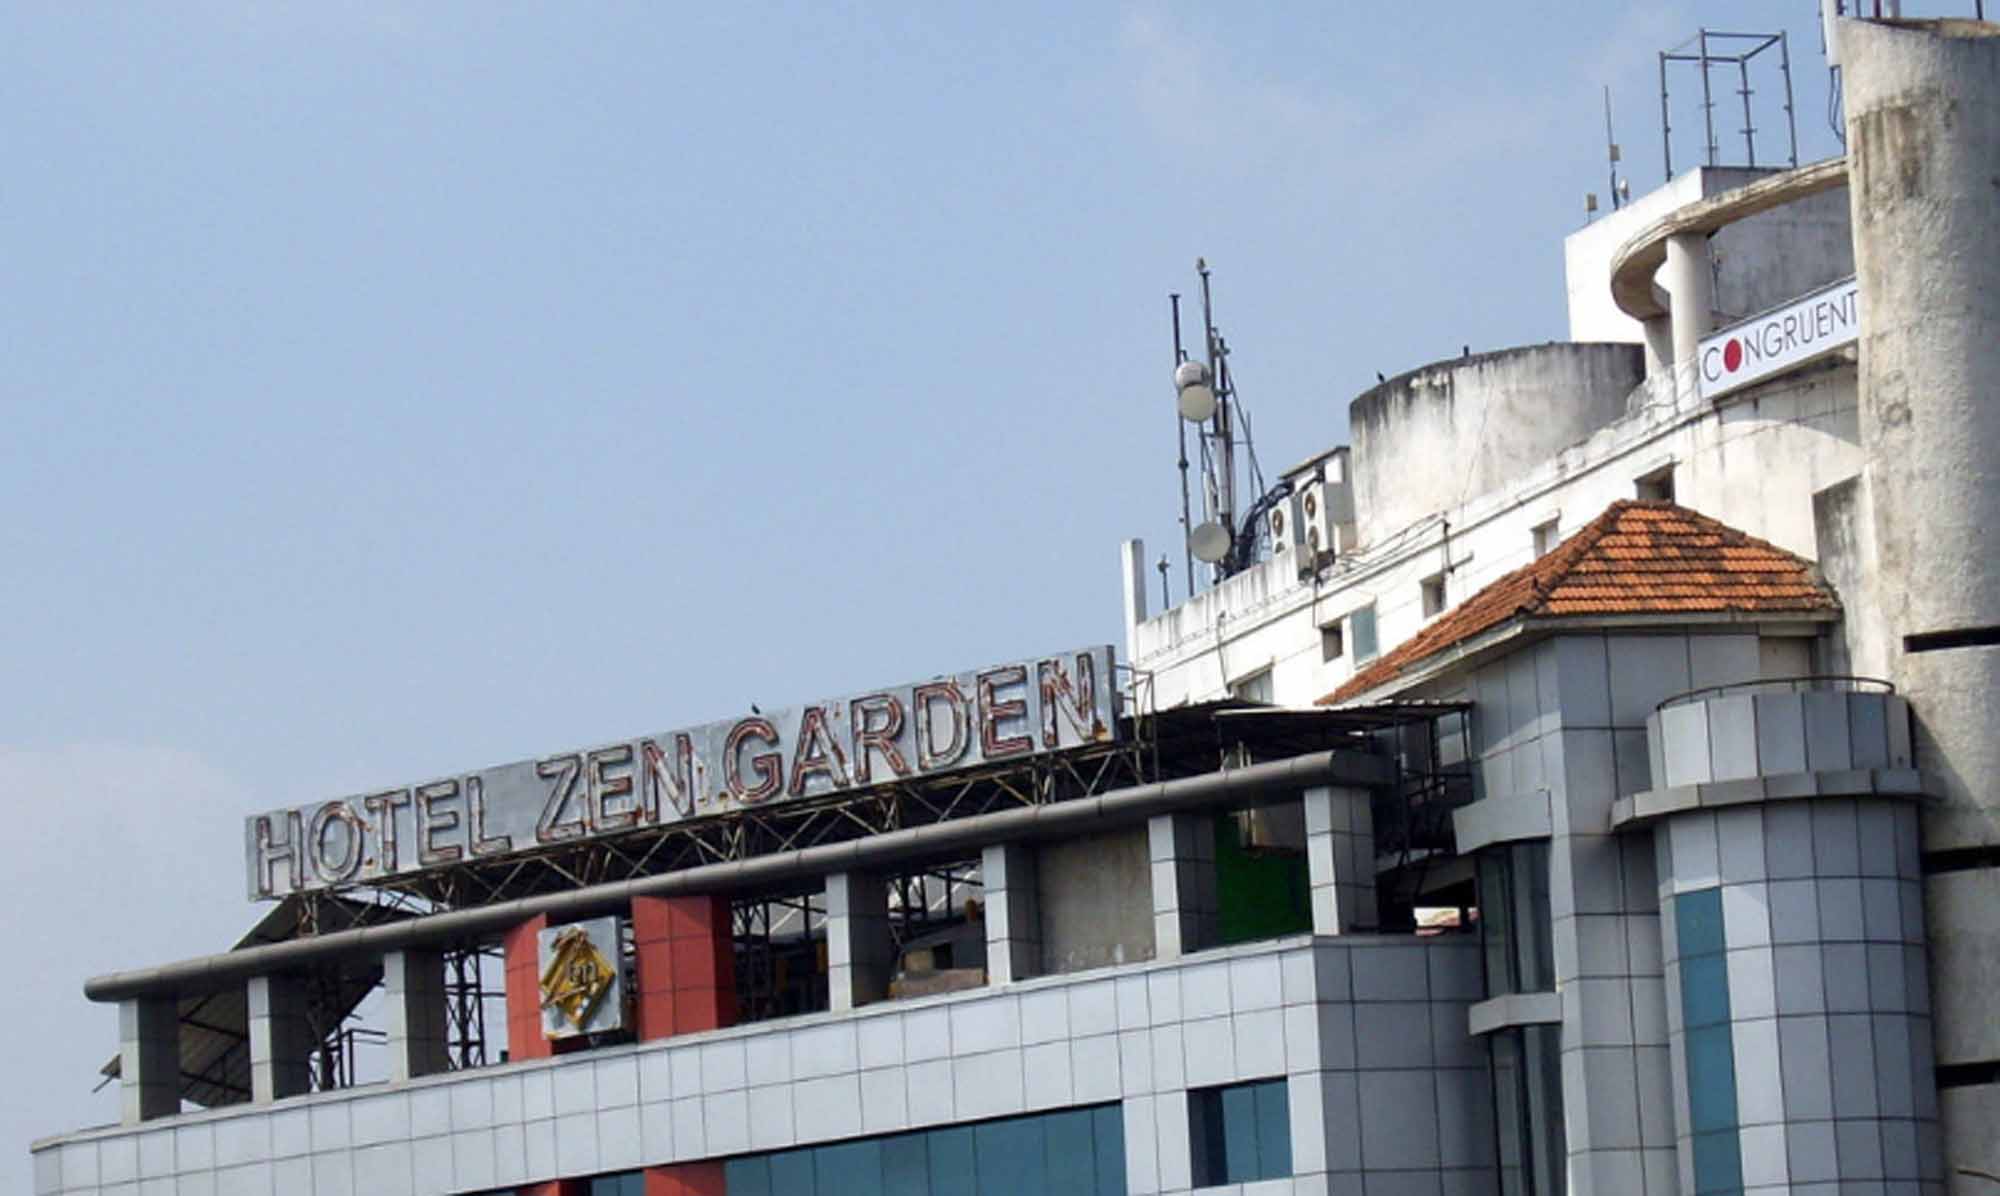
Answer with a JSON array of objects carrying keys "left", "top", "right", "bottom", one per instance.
[{"left": 1, "top": 1, "right": 1864, "bottom": 1180}]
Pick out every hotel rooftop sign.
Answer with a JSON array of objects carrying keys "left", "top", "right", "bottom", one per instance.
[
  {"left": 247, "top": 646, "right": 1118, "bottom": 899},
  {"left": 1697, "top": 275, "right": 1860, "bottom": 403}
]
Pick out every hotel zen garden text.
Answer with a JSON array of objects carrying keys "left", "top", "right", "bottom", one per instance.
[{"left": 246, "top": 647, "right": 1119, "bottom": 898}]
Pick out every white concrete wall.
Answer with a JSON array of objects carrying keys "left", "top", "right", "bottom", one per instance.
[{"left": 1346, "top": 344, "right": 1644, "bottom": 550}]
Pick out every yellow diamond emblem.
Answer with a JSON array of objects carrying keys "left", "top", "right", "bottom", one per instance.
[{"left": 539, "top": 925, "right": 616, "bottom": 1034}]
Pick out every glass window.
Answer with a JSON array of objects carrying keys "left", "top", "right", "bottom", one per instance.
[
  {"left": 720, "top": 1102, "right": 1125, "bottom": 1196},
  {"left": 1188, "top": 1077, "right": 1292, "bottom": 1187},
  {"left": 1673, "top": 887, "right": 1743, "bottom": 1194},
  {"left": 586, "top": 1174, "right": 644, "bottom": 1196},
  {"left": 1491, "top": 1024, "right": 1566, "bottom": 1196},
  {"left": 1479, "top": 840, "right": 1554, "bottom": 997},
  {"left": 1350, "top": 604, "right": 1379, "bottom": 663}
]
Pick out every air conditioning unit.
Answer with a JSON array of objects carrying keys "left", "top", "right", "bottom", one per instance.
[
  {"left": 1300, "top": 481, "right": 1334, "bottom": 561},
  {"left": 1300, "top": 463, "right": 1356, "bottom": 562},
  {"left": 1268, "top": 491, "right": 1304, "bottom": 560}
]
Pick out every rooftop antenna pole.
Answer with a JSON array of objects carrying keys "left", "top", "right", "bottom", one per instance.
[
  {"left": 1197, "top": 258, "right": 1233, "bottom": 584},
  {"left": 1780, "top": 31, "right": 1799, "bottom": 167},
  {"left": 1604, "top": 86, "right": 1624, "bottom": 208},
  {"left": 1738, "top": 49, "right": 1757, "bottom": 166},
  {"left": 1170, "top": 293, "right": 1195, "bottom": 596},
  {"left": 1660, "top": 50, "right": 1674, "bottom": 179},
  {"left": 1700, "top": 28, "right": 1719, "bottom": 167}
]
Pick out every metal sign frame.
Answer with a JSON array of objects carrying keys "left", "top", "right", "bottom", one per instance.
[{"left": 248, "top": 646, "right": 1118, "bottom": 899}]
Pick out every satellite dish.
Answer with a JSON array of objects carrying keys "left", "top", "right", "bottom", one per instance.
[
  {"left": 1175, "top": 360, "right": 1217, "bottom": 423},
  {"left": 1190, "top": 521, "right": 1231, "bottom": 563}
]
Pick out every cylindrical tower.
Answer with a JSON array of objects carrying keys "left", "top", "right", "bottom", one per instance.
[{"left": 1843, "top": 17, "right": 2000, "bottom": 1189}]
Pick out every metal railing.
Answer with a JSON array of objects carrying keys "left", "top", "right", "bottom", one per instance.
[{"left": 1655, "top": 673, "right": 1895, "bottom": 712}]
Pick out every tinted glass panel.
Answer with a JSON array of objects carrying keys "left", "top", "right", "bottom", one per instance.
[
  {"left": 927, "top": 1126, "right": 978, "bottom": 1196},
  {"left": 1220, "top": 1082, "right": 1261, "bottom": 1182},
  {"left": 1042, "top": 1108, "right": 1096, "bottom": 1195},
  {"left": 1253, "top": 1078, "right": 1292, "bottom": 1178},
  {"left": 1676, "top": 887, "right": 1726, "bottom": 959},
  {"left": 815, "top": 1140, "right": 883, "bottom": 1193},
  {"left": 724, "top": 1156, "right": 772, "bottom": 1196},
  {"left": 975, "top": 1116, "right": 1045, "bottom": 1195},
  {"left": 1189, "top": 1078, "right": 1291, "bottom": 1186},
  {"left": 882, "top": 1135, "right": 930, "bottom": 1196},
  {"left": 1092, "top": 1105, "right": 1127, "bottom": 1196},
  {"left": 717, "top": 1101, "right": 1123, "bottom": 1196},
  {"left": 769, "top": 1149, "right": 816, "bottom": 1196}
]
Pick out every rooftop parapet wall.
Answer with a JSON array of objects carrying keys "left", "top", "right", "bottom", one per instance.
[{"left": 1347, "top": 343, "right": 1643, "bottom": 548}]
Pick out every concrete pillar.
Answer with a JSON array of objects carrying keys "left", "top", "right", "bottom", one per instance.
[
  {"left": 247, "top": 974, "right": 314, "bottom": 1103},
  {"left": 1663, "top": 231, "right": 1716, "bottom": 371},
  {"left": 644, "top": 1161, "right": 727, "bottom": 1195},
  {"left": 1844, "top": 20, "right": 2000, "bottom": 1185},
  {"left": 826, "top": 871, "right": 894, "bottom": 1011},
  {"left": 1121, "top": 537, "right": 1149, "bottom": 634},
  {"left": 981, "top": 843, "right": 1040, "bottom": 984},
  {"left": 503, "top": 914, "right": 552, "bottom": 1062},
  {"left": 1303, "top": 787, "right": 1376, "bottom": 934},
  {"left": 118, "top": 996, "right": 179, "bottom": 1125},
  {"left": 632, "top": 895, "right": 737, "bottom": 1040},
  {"left": 1148, "top": 812, "right": 1217, "bottom": 959},
  {"left": 383, "top": 949, "right": 450, "bottom": 1082},
  {"left": 1641, "top": 315, "right": 1675, "bottom": 382}
]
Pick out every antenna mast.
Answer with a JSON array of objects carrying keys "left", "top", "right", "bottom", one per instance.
[
  {"left": 1198, "top": 259, "right": 1235, "bottom": 573},
  {"left": 1168, "top": 260, "right": 1269, "bottom": 587},
  {"left": 1604, "top": 86, "right": 1626, "bottom": 208},
  {"left": 1170, "top": 293, "right": 1195, "bottom": 596}
]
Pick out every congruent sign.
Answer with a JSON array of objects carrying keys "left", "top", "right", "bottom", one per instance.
[
  {"left": 1697, "top": 275, "right": 1860, "bottom": 402},
  {"left": 246, "top": 646, "right": 1119, "bottom": 899}
]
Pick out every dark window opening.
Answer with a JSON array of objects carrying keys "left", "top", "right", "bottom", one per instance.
[
  {"left": 733, "top": 889, "right": 829, "bottom": 1024},
  {"left": 1904, "top": 624, "right": 2000, "bottom": 653},
  {"left": 1532, "top": 519, "right": 1559, "bottom": 559},
  {"left": 1421, "top": 573, "right": 1447, "bottom": 618},
  {"left": 1492, "top": 1024, "right": 1566, "bottom": 1196},
  {"left": 1478, "top": 840, "right": 1554, "bottom": 997},
  {"left": 1636, "top": 466, "right": 1676, "bottom": 503}
]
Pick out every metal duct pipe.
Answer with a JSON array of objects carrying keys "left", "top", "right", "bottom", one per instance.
[{"left": 86, "top": 750, "right": 1386, "bottom": 1002}]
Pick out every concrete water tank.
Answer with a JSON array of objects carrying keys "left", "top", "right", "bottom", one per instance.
[{"left": 1346, "top": 342, "right": 1645, "bottom": 544}]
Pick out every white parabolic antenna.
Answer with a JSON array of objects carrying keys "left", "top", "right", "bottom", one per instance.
[
  {"left": 1175, "top": 360, "right": 1217, "bottom": 422},
  {"left": 1190, "top": 520, "right": 1231, "bottom": 563}
]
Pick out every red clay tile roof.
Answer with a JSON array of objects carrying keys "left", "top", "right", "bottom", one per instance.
[{"left": 1320, "top": 500, "right": 1838, "bottom": 705}]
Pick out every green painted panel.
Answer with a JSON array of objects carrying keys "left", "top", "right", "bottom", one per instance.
[{"left": 1214, "top": 811, "right": 1311, "bottom": 946}]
